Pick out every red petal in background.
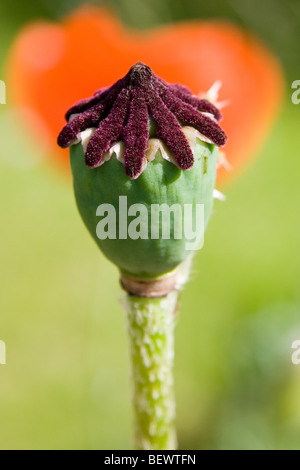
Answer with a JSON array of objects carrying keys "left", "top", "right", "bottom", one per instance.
[{"left": 6, "top": 6, "right": 284, "bottom": 183}]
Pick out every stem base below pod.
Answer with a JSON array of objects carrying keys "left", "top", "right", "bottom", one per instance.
[{"left": 124, "top": 291, "right": 178, "bottom": 450}]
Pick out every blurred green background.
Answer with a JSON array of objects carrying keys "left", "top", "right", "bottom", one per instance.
[{"left": 1, "top": 0, "right": 300, "bottom": 450}]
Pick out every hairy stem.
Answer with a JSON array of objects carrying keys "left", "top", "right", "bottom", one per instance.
[{"left": 124, "top": 291, "right": 178, "bottom": 450}]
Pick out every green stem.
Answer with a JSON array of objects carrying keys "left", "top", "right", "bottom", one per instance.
[{"left": 124, "top": 291, "right": 178, "bottom": 450}]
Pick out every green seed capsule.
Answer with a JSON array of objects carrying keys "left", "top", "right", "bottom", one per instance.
[{"left": 70, "top": 135, "right": 218, "bottom": 279}]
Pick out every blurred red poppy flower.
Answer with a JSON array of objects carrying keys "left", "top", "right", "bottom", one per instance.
[{"left": 6, "top": 6, "right": 284, "bottom": 183}]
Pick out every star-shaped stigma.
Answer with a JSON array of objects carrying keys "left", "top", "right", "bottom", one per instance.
[{"left": 57, "top": 62, "right": 227, "bottom": 179}]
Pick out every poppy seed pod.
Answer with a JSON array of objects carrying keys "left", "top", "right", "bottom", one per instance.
[{"left": 58, "top": 63, "right": 226, "bottom": 288}]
